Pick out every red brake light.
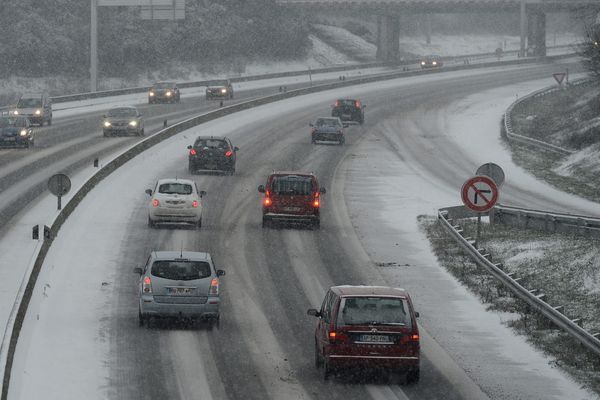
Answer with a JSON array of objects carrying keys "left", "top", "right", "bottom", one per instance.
[
  {"left": 209, "top": 278, "right": 219, "bottom": 295},
  {"left": 152, "top": 199, "right": 159, "bottom": 207},
  {"left": 328, "top": 331, "right": 348, "bottom": 343},
  {"left": 192, "top": 200, "right": 198, "bottom": 208},
  {"left": 190, "top": 149, "right": 197, "bottom": 156},
  {"left": 142, "top": 276, "right": 152, "bottom": 293},
  {"left": 355, "top": 100, "right": 361, "bottom": 108},
  {"left": 401, "top": 333, "right": 420, "bottom": 344},
  {"left": 411, "top": 334, "right": 420, "bottom": 341},
  {"left": 334, "top": 100, "right": 340, "bottom": 107},
  {"left": 263, "top": 197, "right": 272, "bottom": 206},
  {"left": 313, "top": 199, "right": 320, "bottom": 208},
  {"left": 225, "top": 149, "right": 233, "bottom": 157}
]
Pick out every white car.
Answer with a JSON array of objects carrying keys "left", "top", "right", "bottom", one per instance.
[{"left": 146, "top": 178, "right": 205, "bottom": 228}]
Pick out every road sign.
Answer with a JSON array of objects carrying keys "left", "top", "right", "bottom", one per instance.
[
  {"left": 553, "top": 72, "right": 566, "bottom": 85},
  {"left": 461, "top": 175, "right": 498, "bottom": 213},
  {"left": 48, "top": 174, "right": 71, "bottom": 210},
  {"left": 476, "top": 162, "right": 505, "bottom": 187}
]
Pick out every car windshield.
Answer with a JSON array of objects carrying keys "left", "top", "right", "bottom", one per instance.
[
  {"left": 158, "top": 183, "right": 193, "bottom": 195},
  {"left": 151, "top": 260, "right": 211, "bottom": 281},
  {"left": 17, "top": 98, "right": 42, "bottom": 108},
  {"left": 153, "top": 82, "right": 174, "bottom": 89},
  {"left": 194, "top": 139, "right": 227, "bottom": 149},
  {"left": 0, "top": 117, "right": 27, "bottom": 128},
  {"left": 337, "top": 297, "right": 409, "bottom": 326},
  {"left": 272, "top": 176, "right": 313, "bottom": 196},
  {"left": 315, "top": 118, "right": 340, "bottom": 127},
  {"left": 338, "top": 100, "right": 356, "bottom": 107},
  {"left": 107, "top": 108, "right": 136, "bottom": 117}
]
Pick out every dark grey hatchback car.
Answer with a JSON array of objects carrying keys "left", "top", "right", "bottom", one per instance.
[{"left": 187, "top": 136, "right": 238, "bottom": 175}]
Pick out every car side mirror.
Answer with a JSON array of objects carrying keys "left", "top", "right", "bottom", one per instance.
[
  {"left": 234, "top": 146, "right": 239, "bottom": 151},
  {"left": 319, "top": 187, "right": 326, "bottom": 194},
  {"left": 187, "top": 145, "right": 192, "bottom": 150},
  {"left": 415, "top": 311, "right": 420, "bottom": 318},
  {"left": 309, "top": 123, "right": 313, "bottom": 127},
  {"left": 362, "top": 105, "right": 366, "bottom": 108},
  {"left": 133, "top": 267, "right": 143, "bottom": 275},
  {"left": 217, "top": 269, "right": 226, "bottom": 276},
  {"left": 258, "top": 185, "right": 265, "bottom": 193},
  {"left": 102, "top": 114, "right": 107, "bottom": 118},
  {"left": 307, "top": 308, "right": 321, "bottom": 317},
  {"left": 145, "top": 189, "right": 153, "bottom": 196},
  {"left": 199, "top": 190, "right": 207, "bottom": 197}
]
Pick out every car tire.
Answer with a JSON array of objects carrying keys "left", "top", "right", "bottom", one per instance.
[
  {"left": 262, "top": 217, "right": 269, "bottom": 228},
  {"left": 188, "top": 164, "right": 195, "bottom": 175},
  {"left": 314, "top": 342, "right": 323, "bottom": 368},
  {"left": 103, "top": 132, "right": 109, "bottom": 138},
  {"left": 138, "top": 308, "right": 147, "bottom": 327},
  {"left": 148, "top": 217, "right": 155, "bottom": 228},
  {"left": 406, "top": 368, "right": 420, "bottom": 384},
  {"left": 196, "top": 218, "right": 202, "bottom": 229},
  {"left": 323, "top": 358, "right": 332, "bottom": 381},
  {"left": 339, "top": 137, "right": 345, "bottom": 145},
  {"left": 139, "top": 129, "right": 144, "bottom": 136},
  {"left": 312, "top": 218, "right": 320, "bottom": 230},
  {"left": 47, "top": 118, "right": 52, "bottom": 126}
]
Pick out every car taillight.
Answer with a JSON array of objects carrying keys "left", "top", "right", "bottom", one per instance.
[
  {"left": 334, "top": 100, "right": 340, "bottom": 107},
  {"left": 313, "top": 199, "right": 320, "bottom": 208},
  {"left": 263, "top": 197, "right": 272, "bottom": 206},
  {"left": 355, "top": 100, "right": 361, "bottom": 108},
  {"left": 143, "top": 276, "right": 152, "bottom": 294},
  {"left": 225, "top": 149, "right": 233, "bottom": 157},
  {"left": 328, "top": 331, "right": 348, "bottom": 344},
  {"left": 209, "top": 278, "right": 219, "bottom": 295},
  {"left": 192, "top": 200, "right": 198, "bottom": 208},
  {"left": 401, "top": 333, "right": 420, "bottom": 344},
  {"left": 152, "top": 199, "right": 159, "bottom": 207},
  {"left": 189, "top": 149, "right": 197, "bottom": 156}
]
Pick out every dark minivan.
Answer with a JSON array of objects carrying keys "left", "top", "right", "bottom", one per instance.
[
  {"left": 258, "top": 171, "right": 325, "bottom": 229},
  {"left": 308, "top": 285, "right": 420, "bottom": 382}
]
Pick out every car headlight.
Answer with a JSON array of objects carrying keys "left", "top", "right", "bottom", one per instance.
[
  {"left": 221, "top": 88, "right": 227, "bottom": 94},
  {"left": 35, "top": 109, "right": 42, "bottom": 115},
  {"left": 166, "top": 91, "right": 172, "bottom": 96},
  {"left": 20, "top": 129, "right": 27, "bottom": 136},
  {"left": 149, "top": 92, "right": 155, "bottom": 96},
  {"left": 12, "top": 110, "right": 19, "bottom": 115},
  {"left": 421, "top": 61, "right": 426, "bottom": 65},
  {"left": 103, "top": 121, "right": 111, "bottom": 127},
  {"left": 432, "top": 61, "right": 437, "bottom": 65},
  {"left": 129, "top": 120, "right": 138, "bottom": 127}
]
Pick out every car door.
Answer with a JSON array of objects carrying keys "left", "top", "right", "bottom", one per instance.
[{"left": 316, "top": 291, "right": 336, "bottom": 351}]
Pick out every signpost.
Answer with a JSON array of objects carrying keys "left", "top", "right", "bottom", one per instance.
[
  {"left": 476, "top": 162, "right": 505, "bottom": 187},
  {"left": 48, "top": 174, "right": 72, "bottom": 210},
  {"left": 461, "top": 175, "right": 499, "bottom": 247},
  {"left": 553, "top": 72, "right": 566, "bottom": 86}
]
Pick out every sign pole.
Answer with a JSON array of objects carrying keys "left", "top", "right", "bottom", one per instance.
[
  {"left": 475, "top": 214, "right": 482, "bottom": 248},
  {"left": 58, "top": 195, "right": 62, "bottom": 211},
  {"left": 91, "top": 0, "right": 98, "bottom": 92}
]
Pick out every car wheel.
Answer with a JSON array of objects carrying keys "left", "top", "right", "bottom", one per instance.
[
  {"left": 188, "top": 164, "right": 195, "bottom": 175},
  {"left": 138, "top": 308, "right": 146, "bottom": 327},
  {"left": 196, "top": 218, "right": 202, "bottom": 229},
  {"left": 103, "top": 132, "right": 109, "bottom": 138},
  {"left": 262, "top": 217, "right": 269, "bottom": 228},
  {"left": 323, "top": 358, "right": 332, "bottom": 380},
  {"left": 228, "top": 167, "right": 235, "bottom": 176},
  {"left": 312, "top": 218, "right": 320, "bottom": 230},
  {"left": 339, "top": 137, "right": 345, "bottom": 145},
  {"left": 139, "top": 129, "right": 144, "bottom": 136},
  {"left": 148, "top": 217, "right": 155, "bottom": 228},
  {"left": 47, "top": 118, "right": 52, "bottom": 126},
  {"left": 406, "top": 368, "right": 420, "bottom": 384},
  {"left": 315, "top": 342, "right": 323, "bottom": 368}
]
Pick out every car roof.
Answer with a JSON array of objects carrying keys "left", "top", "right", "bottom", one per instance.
[
  {"left": 270, "top": 171, "right": 315, "bottom": 177},
  {"left": 152, "top": 251, "right": 211, "bottom": 261},
  {"left": 195, "top": 135, "right": 227, "bottom": 141},
  {"left": 331, "top": 285, "right": 408, "bottom": 298},
  {"left": 108, "top": 106, "right": 137, "bottom": 111},
  {"left": 157, "top": 178, "right": 195, "bottom": 185}
]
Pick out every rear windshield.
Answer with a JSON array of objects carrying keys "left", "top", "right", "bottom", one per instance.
[
  {"left": 151, "top": 260, "right": 212, "bottom": 281},
  {"left": 158, "top": 183, "right": 193, "bottom": 195},
  {"left": 272, "top": 175, "right": 313, "bottom": 196},
  {"left": 337, "top": 297, "right": 409, "bottom": 326},
  {"left": 194, "top": 138, "right": 227, "bottom": 150},
  {"left": 337, "top": 100, "right": 356, "bottom": 107},
  {"left": 107, "top": 108, "right": 136, "bottom": 117},
  {"left": 17, "top": 98, "right": 42, "bottom": 108},
  {"left": 315, "top": 118, "right": 340, "bottom": 127},
  {"left": 0, "top": 117, "right": 27, "bottom": 128}
]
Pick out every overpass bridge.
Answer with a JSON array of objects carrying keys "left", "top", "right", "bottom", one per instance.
[{"left": 278, "top": 0, "right": 599, "bottom": 61}]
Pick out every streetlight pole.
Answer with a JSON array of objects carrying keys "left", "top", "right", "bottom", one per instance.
[
  {"left": 91, "top": 0, "right": 98, "bottom": 92},
  {"left": 519, "top": 0, "right": 526, "bottom": 57}
]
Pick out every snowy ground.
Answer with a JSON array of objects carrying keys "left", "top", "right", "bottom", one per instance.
[{"left": 5, "top": 66, "right": 598, "bottom": 399}]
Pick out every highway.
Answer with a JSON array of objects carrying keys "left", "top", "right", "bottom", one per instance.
[{"left": 3, "top": 59, "right": 598, "bottom": 400}]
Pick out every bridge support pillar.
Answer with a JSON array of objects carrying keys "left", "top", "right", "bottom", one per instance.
[
  {"left": 376, "top": 15, "right": 400, "bottom": 62},
  {"left": 527, "top": 9, "right": 546, "bottom": 56}
]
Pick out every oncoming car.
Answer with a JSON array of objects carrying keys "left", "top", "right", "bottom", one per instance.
[
  {"left": 308, "top": 285, "right": 420, "bottom": 382},
  {"left": 0, "top": 116, "right": 34, "bottom": 148},
  {"left": 148, "top": 81, "right": 180, "bottom": 104},
  {"left": 102, "top": 106, "right": 144, "bottom": 137},
  {"left": 258, "top": 171, "right": 326, "bottom": 228},
  {"left": 187, "top": 136, "right": 239, "bottom": 175},
  {"left": 134, "top": 251, "right": 225, "bottom": 327},
  {"left": 331, "top": 99, "right": 365, "bottom": 125},
  {"left": 146, "top": 178, "right": 206, "bottom": 228},
  {"left": 206, "top": 80, "right": 234, "bottom": 100},
  {"left": 11, "top": 93, "right": 52, "bottom": 126},
  {"left": 420, "top": 55, "right": 443, "bottom": 69},
  {"left": 310, "top": 117, "right": 345, "bottom": 145}
]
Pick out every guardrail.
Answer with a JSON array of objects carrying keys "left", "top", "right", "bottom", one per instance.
[
  {"left": 0, "top": 52, "right": 584, "bottom": 400},
  {"left": 491, "top": 204, "right": 600, "bottom": 238},
  {"left": 502, "top": 77, "right": 594, "bottom": 155},
  {"left": 439, "top": 205, "right": 600, "bottom": 358}
]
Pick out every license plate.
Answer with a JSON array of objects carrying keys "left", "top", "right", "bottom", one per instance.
[
  {"left": 359, "top": 334, "right": 390, "bottom": 343},
  {"left": 342, "top": 114, "right": 351, "bottom": 118},
  {"left": 168, "top": 287, "right": 193, "bottom": 295},
  {"left": 206, "top": 164, "right": 217, "bottom": 169},
  {"left": 283, "top": 207, "right": 301, "bottom": 212},
  {"left": 3, "top": 137, "right": 15, "bottom": 141}
]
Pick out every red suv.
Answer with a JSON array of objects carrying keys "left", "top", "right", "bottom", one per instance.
[
  {"left": 308, "top": 285, "right": 420, "bottom": 382},
  {"left": 257, "top": 171, "right": 326, "bottom": 229}
]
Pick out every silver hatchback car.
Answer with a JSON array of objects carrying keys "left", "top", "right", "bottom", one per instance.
[{"left": 135, "top": 251, "right": 225, "bottom": 327}]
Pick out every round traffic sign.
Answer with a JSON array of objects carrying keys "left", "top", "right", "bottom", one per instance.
[
  {"left": 475, "top": 163, "right": 505, "bottom": 187},
  {"left": 461, "top": 175, "right": 499, "bottom": 212},
  {"left": 48, "top": 174, "right": 71, "bottom": 197}
]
